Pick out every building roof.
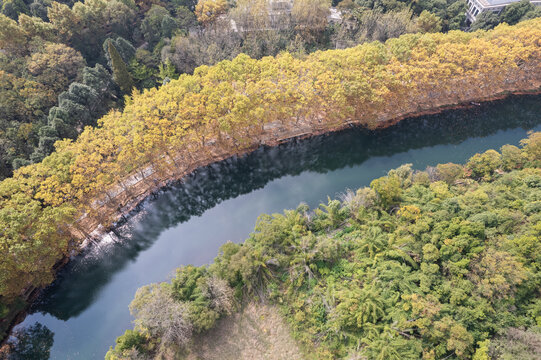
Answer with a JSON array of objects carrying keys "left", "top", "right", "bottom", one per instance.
[
  {"left": 484, "top": 0, "right": 518, "bottom": 5},
  {"left": 477, "top": 0, "right": 541, "bottom": 7}
]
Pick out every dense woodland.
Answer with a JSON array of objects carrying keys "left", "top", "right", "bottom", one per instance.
[
  {"left": 106, "top": 132, "right": 541, "bottom": 359},
  {"left": 1, "top": 19, "right": 541, "bottom": 337},
  {"left": 1, "top": 0, "right": 540, "bottom": 179}
]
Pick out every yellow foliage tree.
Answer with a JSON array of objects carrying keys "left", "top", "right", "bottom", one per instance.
[
  {"left": 1, "top": 18, "right": 541, "bottom": 301},
  {"left": 195, "top": 0, "right": 227, "bottom": 25}
]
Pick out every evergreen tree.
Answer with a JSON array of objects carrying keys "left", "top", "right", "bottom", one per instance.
[
  {"left": 103, "top": 37, "right": 136, "bottom": 66},
  {"left": 500, "top": 0, "right": 533, "bottom": 25},
  {"left": 83, "top": 64, "right": 114, "bottom": 96},
  {"left": 470, "top": 11, "right": 500, "bottom": 31},
  {"left": 108, "top": 41, "right": 135, "bottom": 94},
  {"left": 1, "top": 0, "right": 28, "bottom": 20}
]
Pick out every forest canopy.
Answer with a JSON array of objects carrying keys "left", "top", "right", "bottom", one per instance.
[
  {"left": 0, "top": 19, "right": 540, "bottom": 316},
  {"left": 1, "top": 0, "right": 540, "bottom": 180},
  {"left": 107, "top": 131, "right": 541, "bottom": 359}
]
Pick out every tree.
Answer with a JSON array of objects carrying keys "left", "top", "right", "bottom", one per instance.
[
  {"left": 445, "top": 1, "right": 466, "bottom": 30},
  {"left": 82, "top": 64, "right": 114, "bottom": 95},
  {"left": 466, "top": 149, "right": 502, "bottom": 180},
  {"left": 105, "top": 329, "right": 146, "bottom": 360},
  {"left": 371, "top": 174, "right": 402, "bottom": 208},
  {"left": 29, "top": 0, "right": 49, "bottom": 20},
  {"left": 231, "top": 0, "right": 270, "bottom": 31},
  {"left": 436, "top": 163, "right": 463, "bottom": 184},
  {"left": 500, "top": 144, "right": 523, "bottom": 170},
  {"left": 520, "top": 131, "right": 541, "bottom": 166},
  {"left": 129, "top": 58, "right": 157, "bottom": 88},
  {"left": 500, "top": 0, "right": 533, "bottom": 25},
  {"left": 1, "top": 0, "right": 28, "bottom": 20},
  {"left": 47, "top": 106, "right": 77, "bottom": 140},
  {"left": 140, "top": 5, "right": 178, "bottom": 47},
  {"left": 18, "top": 14, "right": 58, "bottom": 41},
  {"left": 362, "top": 330, "right": 421, "bottom": 360},
  {"left": 292, "top": 0, "right": 331, "bottom": 42},
  {"left": 42, "top": 64, "right": 113, "bottom": 146},
  {"left": 520, "top": 6, "right": 541, "bottom": 21},
  {"left": 416, "top": 10, "right": 442, "bottom": 33},
  {"left": 357, "top": 9, "right": 417, "bottom": 43},
  {"left": 469, "top": 248, "right": 526, "bottom": 300},
  {"left": 172, "top": 0, "right": 197, "bottom": 11},
  {"left": 194, "top": 0, "right": 227, "bottom": 25},
  {"left": 103, "top": 37, "right": 136, "bottom": 66},
  {"left": 46, "top": 2, "right": 81, "bottom": 42},
  {"left": 129, "top": 283, "right": 193, "bottom": 348},
  {"left": 27, "top": 43, "right": 86, "bottom": 91},
  {"left": 0, "top": 14, "right": 28, "bottom": 54},
  {"left": 103, "top": 0, "right": 135, "bottom": 39},
  {"left": 470, "top": 11, "right": 500, "bottom": 30},
  {"left": 176, "top": 5, "right": 197, "bottom": 31},
  {"left": 200, "top": 276, "right": 234, "bottom": 315},
  {"left": 157, "top": 59, "right": 178, "bottom": 84},
  {"left": 107, "top": 41, "right": 134, "bottom": 94},
  {"left": 59, "top": 82, "right": 100, "bottom": 116}
]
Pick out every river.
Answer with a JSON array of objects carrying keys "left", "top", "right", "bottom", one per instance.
[{"left": 10, "top": 95, "right": 541, "bottom": 359}]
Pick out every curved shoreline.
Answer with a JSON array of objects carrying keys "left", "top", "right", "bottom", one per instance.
[
  {"left": 3, "top": 19, "right": 541, "bottom": 345},
  {"left": 2, "top": 87, "right": 541, "bottom": 347},
  {"left": 83, "top": 87, "right": 541, "bottom": 243}
]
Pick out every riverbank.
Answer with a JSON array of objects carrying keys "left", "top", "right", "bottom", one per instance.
[
  {"left": 2, "top": 89, "right": 541, "bottom": 349},
  {"left": 2, "top": 20, "right": 541, "bottom": 347},
  {"left": 75, "top": 87, "right": 541, "bottom": 245},
  {"left": 106, "top": 136, "right": 541, "bottom": 359}
]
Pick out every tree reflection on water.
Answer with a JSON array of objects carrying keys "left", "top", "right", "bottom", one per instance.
[{"left": 2, "top": 323, "right": 53, "bottom": 360}]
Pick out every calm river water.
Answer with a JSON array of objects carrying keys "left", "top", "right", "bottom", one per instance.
[{"left": 11, "top": 95, "right": 541, "bottom": 359}]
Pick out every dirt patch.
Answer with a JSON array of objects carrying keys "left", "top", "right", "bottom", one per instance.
[{"left": 186, "top": 303, "right": 305, "bottom": 360}]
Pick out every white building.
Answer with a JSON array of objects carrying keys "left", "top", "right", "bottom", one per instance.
[{"left": 466, "top": 0, "right": 541, "bottom": 23}]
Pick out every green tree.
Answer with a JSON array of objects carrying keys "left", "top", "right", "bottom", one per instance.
[
  {"left": 371, "top": 174, "right": 403, "bottom": 208},
  {"left": 29, "top": 0, "right": 49, "bottom": 20},
  {"left": 436, "top": 163, "right": 464, "bottom": 184},
  {"left": 157, "top": 59, "right": 178, "bottom": 84},
  {"left": 108, "top": 41, "right": 134, "bottom": 94},
  {"left": 175, "top": 5, "right": 197, "bottom": 31},
  {"left": 1, "top": 0, "right": 28, "bottom": 19},
  {"left": 470, "top": 11, "right": 500, "bottom": 30},
  {"left": 140, "top": 5, "right": 178, "bottom": 47},
  {"left": 500, "top": 0, "right": 533, "bottom": 25},
  {"left": 129, "top": 58, "right": 157, "bottom": 88},
  {"left": 416, "top": 10, "right": 443, "bottom": 32},
  {"left": 446, "top": 1, "right": 466, "bottom": 30},
  {"left": 103, "top": 37, "right": 136, "bottom": 66},
  {"left": 500, "top": 144, "right": 523, "bottom": 170},
  {"left": 466, "top": 149, "right": 502, "bottom": 180}
]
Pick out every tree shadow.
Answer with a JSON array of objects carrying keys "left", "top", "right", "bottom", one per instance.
[{"left": 28, "top": 94, "right": 541, "bottom": 320}]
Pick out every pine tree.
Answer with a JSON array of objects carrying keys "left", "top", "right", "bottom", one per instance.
[{"left": 108, "top": 41, "right": 134, "bottom": 94}]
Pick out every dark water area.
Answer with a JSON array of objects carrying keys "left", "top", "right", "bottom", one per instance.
[{"left": 11, "top": 95, "right": 541, "bottom": 359}]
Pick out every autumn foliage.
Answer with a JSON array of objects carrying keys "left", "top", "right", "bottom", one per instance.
[{"left": 1, "top": 19, "right": 541, "bottom": 303}]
